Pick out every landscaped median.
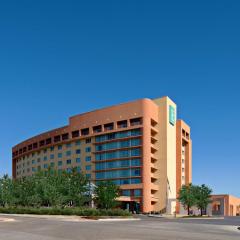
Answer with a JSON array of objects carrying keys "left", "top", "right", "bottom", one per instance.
[{"left": 0, "top": 207, "right": 132, "bottom": 218}]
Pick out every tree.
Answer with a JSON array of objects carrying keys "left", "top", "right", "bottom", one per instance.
[
  {"left": 195, "top": 184, "right": 212, "bottom": 216},
  {"left": 178, "top": 184, "right": 197, "bottom": 215},
  {"left": 0, "top": 174, "right": 14, "bottom": 207},
  {"left": 63, "top": 168, "right": 90, "bottom": 207},
  {"left": 94, "top": 181, "right": 119, "bottom": 209}
]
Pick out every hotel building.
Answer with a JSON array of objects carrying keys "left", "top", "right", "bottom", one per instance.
[{"left": 12, "top": 96, "right": 192, "bottom": 214}]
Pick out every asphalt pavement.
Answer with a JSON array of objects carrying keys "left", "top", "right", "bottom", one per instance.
[{"left": 0, "top": 214, "right": 239, "bottom": 240}]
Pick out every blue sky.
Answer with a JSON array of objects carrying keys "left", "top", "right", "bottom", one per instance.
[{"left": 0, "top": 0, "right": 239, "bottom": 196}]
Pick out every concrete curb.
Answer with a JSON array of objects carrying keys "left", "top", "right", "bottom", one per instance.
[{"left": 0, "top": 214, "right": 139, "bottom": 222}]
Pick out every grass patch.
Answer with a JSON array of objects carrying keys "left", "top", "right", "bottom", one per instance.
[{"left": 0, "top": 207, "right": 132, "bottom": 217}]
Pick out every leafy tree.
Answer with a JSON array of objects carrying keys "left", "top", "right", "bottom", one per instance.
[
  {"left": 195, "top": 184, "right": 212, "bottom": 216},
  {"left": 0, "top": 169, "right": 91, "bottom": 208},
  {"left": 94, "top": 181, "right": 119, "bottom": 209},
  {"left": 62, "top": 168, "right": 90, "bottom": 207},
  {"left": 0, "top": 174, "right": 14, "bottom": 207},
  {"left": 178, "top": 184, "right": 197, "bottom": 215}
]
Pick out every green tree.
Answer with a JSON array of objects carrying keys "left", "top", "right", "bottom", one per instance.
[
  {"left": 178, "top": 184, "right": 197, "bottom": 215},
  {"left": 94, "top": 181, "right": 119, "bottom": 209},
  {"left": 0, "top": 174, "right": 14, "bottom": 207},
  {"left": 62, "top": 168, "right": 90, "bottom": 207},
  {"left": 195, "top": 184, "right": 212, "bottom": 216}
]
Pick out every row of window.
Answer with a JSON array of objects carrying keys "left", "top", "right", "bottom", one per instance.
[
  {"left": 95, "top": 168, "right": 141, "bottom": 179},
  {"left": 16, "top": 141, "right": 86, "bottom": 162},
  {"left": 95, "top": 159, "right": 141, "bottom": 170},
  {"left": 122, "top": 189, "right": 141, "bottom": 197},
  {"left": 14, "top": 137, "right": 88, "bottom": 157},
  {"left": 95, "top": 129, "right": 142, "bottom": 143},
  {"left": 14, "top": 117, "right": 142, "bottom": 158},
  {"left": 95, "top": 139, "right": 141, "bottom": 152},
  {"left": 17, "top": 169, "right": 92, "bottom": 179},
  {"left": 17, "top": 156, "right": 90, "bottom": 168},
  {"left": 95, "top": 148, "right": 141, "bottom": 161},
  {"left": 31, "top": 163, "right": 92, "bottom": 171},
  {"left": 96, "top": 178, "right": 141, "bottom": 185}
]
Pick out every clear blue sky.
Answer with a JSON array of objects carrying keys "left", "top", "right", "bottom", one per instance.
[{"left": 0, "top": 1, "right": 239, "bottom": 196}]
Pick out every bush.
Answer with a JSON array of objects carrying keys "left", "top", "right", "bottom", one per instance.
[{"left": 0, "top": 207, "right": 131, "bottom": 217}]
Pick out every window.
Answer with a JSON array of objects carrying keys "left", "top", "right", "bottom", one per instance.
[
  {"left": 131, "top": 148, "right": 141, "bottom": 157},
  {"left": 62, "top": 133, "right": 69, "bottom": 140},
  {"left": 76, "top": 158, "right": 81, "bottom": 163},
  {"left": 72, "top": 130, "right": 79, "bottom": 138},
  {"left": 43, "top": 156, "right": 48, "bottom": 161},
  {"left": 50, "top": 146, "right": 54, "bottom": 151},
  {"left": 39, "top": 140, "right": 45, "bottom": 147},
  {"left": 66, "top": 151, "right": 71, "bottom": 156},
  {"left": 50, "top": 154, "right": 54, "bottom": 159},
  {"left": 33, "top": 142, "right": 38, "bottom": 149},
  {"left": 58, "top": 161, "right": 62, "bottom": 166},
  {"left": 58, "top": 145, "right": 62, "bottom": 150},
  {"left": 85, "top": 147, "right": 91, "bottom": 152},
  {"left": 86, "top": 165, "right": 91, "bottom": 171},
  {"left": 95, "top": 129, "right": 142, "bottom": 142},
  {"left": 76, "top": 149, "right": 81, "bottom": 154},
  {"left": 96, "top": 148, "right": 141, "bottom": 160},
  {"left": 122, "top": 190, "right": 131, "bottom": 196},
  {"left": 131, "top": 168, "right": 141, "bottom": 176},
  {"left": 133, "top": 189, "right": 141, "bottom": 197},
  {"left": 131, "top": 178, "right": 141, "bottom": 184},
  {"left": 32, "top": 160, "right": 35, "bottom": 164},
  {"left": 58, "top": 153, "right": 62, "bottom": 158},
  {"left": 95, "top": 159, "right": 141, "bottom": 170},
  {"left": 66, "top": 159, "right": 71, "bottom": 165},
  {"left": 54, "top": 135, "right": 61, "bottom": 143},
  {"left": 77, "top": 166, "right": 81, "bottom": 172},
  {"left": 130, "top": 118, "right": 142, "bottom": 126},
  {"left": 37, "top": 158, "right": 41, "bottom": 163},
  {"left": 50, "top": 162, "right": 55, "bottom": 167},
  {"left": 95, "top": 139, "right": 141, "bottom": 151},
  {"left": 104, "top": 123, "right": 114, "bottom": 131},
  {"left": 46, "top": 138, "right": 52, "bottom": 145},
  {"left": 86, "top": 174, "right": 91, "bottom": 179},
  {"left": 75, "top": 140, "right": 81, "bottom": 146},
  {"left": 66, "top": 168, "right": 72, "bottom": 173},
  {"left": 117, "top": 120, "right": 128, "bottom": 129},
  {"left": 85, "top": 156, "right": 91, "bottom": 162},
  {"left": 81, "top": 128, "right": 89, "bottom": 136},
  {"left": 93, "top": 125, "right": 102, "bottom": 133},
  {"left": 85, "top": 138, "right": 91, "bottom": 144},
  {"left": 32, "top": 167, "right": 36, "bottom": 172},
  {"left": 95, "top": 168, "right": 141, "bottom": 179},
  {"left": 66, "top": 143, "right": 71, "bottom": 148},
  {"left": 44, "top": 164, "right": 48, "bottom": 169}
]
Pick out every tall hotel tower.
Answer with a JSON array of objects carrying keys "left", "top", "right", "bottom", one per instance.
[{"left": 12, "top": 96, "right": 192, "bottom": 214}]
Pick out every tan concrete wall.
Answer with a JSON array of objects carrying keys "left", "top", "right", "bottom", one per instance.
[
  {"left": 153, "top": 97, "right": 177, "bottom": 214},
  {"left": 176, "top": 120, "right": 192, "bottom": 213}
]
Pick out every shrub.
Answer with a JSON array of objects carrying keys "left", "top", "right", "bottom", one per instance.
[{"left": 0, "top": 207, "right": 131, "bottom": 217}]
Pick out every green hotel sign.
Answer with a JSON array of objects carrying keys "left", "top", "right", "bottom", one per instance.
[{"left": 169, "top": 105, "right": 175, "bottom": 125}]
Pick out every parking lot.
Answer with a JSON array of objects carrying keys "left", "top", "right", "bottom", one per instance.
[{"left": 0, "top": 214, "right": 239, "bottom": 240}]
